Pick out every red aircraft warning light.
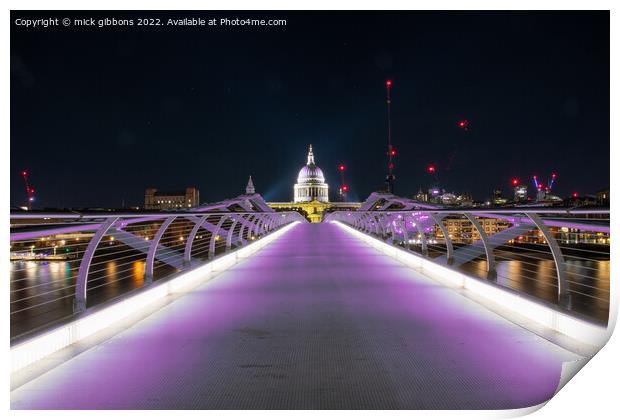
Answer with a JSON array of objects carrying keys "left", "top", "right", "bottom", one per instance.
[
  {"left": 458, "top": 119, "right": 469, "bottom": 130},
  {"left": 338, "top": 164, "right": 345, "bottom": 172},
  {"left": 427, "top": 165, "right": 436, "bottom": 173},
  {"left": 512, "top": 178, "right": 519, "bottom": 186},
  {"left": 573, "top": 192, "right": 579, "bottom": 198},
  {"left": 386, "top": 79, "right": 392, "bottom": 87},
  {"left": 342, "top": 185, "right": 349, "bottom": 192}
]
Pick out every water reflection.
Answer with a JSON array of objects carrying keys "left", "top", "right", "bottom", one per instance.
[
  {"left": 461, "top": 258, "right": 609, "bottom": 323},
  {"left": 10, "top": 259, "right": 153, "bottom": 338}
]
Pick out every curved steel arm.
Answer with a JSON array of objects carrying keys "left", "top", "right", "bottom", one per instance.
[
  {"left": 145, "top": 216, "right": 177, "bottom": 283},
  {"left": 239, "top": 214, "right": 256, "bottom": 245},
  {"left": 353, "top": 214, "right": 362, "bottom": 230},
  {"left": 74, "top": 217, "right": 119, "bottom": 313},
  {"left": 226, "top": 218, "right": 240, "bottom": 250},
  {"left": 262, "top": 214, "right": 273, "bottom": 235},
  {"left": 360, "top": 213, "right": 372, "bottom": 234},
  {"left": 210, "top": 216, "right": 229, "bottom": 259},
  {"left": 359, "top": 214, "right": 368, "bottom": 232},
  {"left": 368, "top": 214, "right": 379, "bottom": 236},
  {"left": 388, "top": 216, "right": 401, "bottom": 245},
  {"left": 464, "top": 213, "right": 496, "bottom": 279},
  {"left": 184, "top": 215, "right": 208, "bottom": 265},
  {"left": 527, "top": 213, "right": 570, "bottom": 307},
  {"left": 397, "top": 218, "right": 409, "bottom": 245},
  {"left": 378, "top": 214, "right": 389, "bottom": 239},
  {"left": 411, "top": 216, "right": 428, "bottom": 255},
  {"left": 377, "top": 214, "right": 386, "bottom": 237},
  {"left": 253, "top": 214, "right": 266, "bottom": 237},
  {"left": 429, "top": 213, "right": 454, "bottom": 264},
  {"left": 266, "top": 214, "right": 277, "bottom": 233}
]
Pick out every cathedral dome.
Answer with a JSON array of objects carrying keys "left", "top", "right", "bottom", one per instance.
[
  {"left": 297, "top": 145, "right": 325, "bottom": 184},
  {"left": 294, "top": 145, "right": 329, "bottom": 203}
]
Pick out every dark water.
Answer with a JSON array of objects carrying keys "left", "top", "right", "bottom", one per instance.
[
  {"left": 460, "top": 258, "right": 610, "bottom": 323},
  {"left": 10, "top": 255, "right": 610, "bottom": 338},
  {"left": 10, "top": 258, "right": 177, "bottom": 338}
]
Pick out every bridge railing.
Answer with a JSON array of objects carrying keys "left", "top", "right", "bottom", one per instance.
[
  {"left": 10, "top": 211, "right": 305, "bottom": 338},
  {"left": 325, "top": 208, "right": 610, "bottom": 324}
]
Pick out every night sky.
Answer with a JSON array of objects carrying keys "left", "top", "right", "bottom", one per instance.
[{"left": 11, "top": 11, "right": 609, "bottom": 209}]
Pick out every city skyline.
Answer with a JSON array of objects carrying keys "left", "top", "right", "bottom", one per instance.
[{"left": 11, "top": 11, "right": 609, "bottom": 208}]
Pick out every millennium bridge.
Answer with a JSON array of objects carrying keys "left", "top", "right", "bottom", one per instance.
[{"left": 10, "top": 191, "right": 611, "bottom": 409}]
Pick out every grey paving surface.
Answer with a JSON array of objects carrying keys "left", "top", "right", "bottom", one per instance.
[{"left": 11, "top": 222, "right": 577, "bottom": 409}]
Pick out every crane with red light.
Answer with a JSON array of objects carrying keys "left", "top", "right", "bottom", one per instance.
[
  {"left": 457, "top": 119, "right": 469, "bottom": 131},
  {"left": 532, "top": 172, "right": 558, "bottom": 201},
  {"left": 384, "top": 79, "right": 396, "bottom": 193},
  {"left": 338, "top": 163, "right": 348, "bottom": 202},
  {"left": 22, "top": 170, "right": 35, "bottom": 210},
  {"left": 427, "top": 163, "right": 440, "bottom": 184}
]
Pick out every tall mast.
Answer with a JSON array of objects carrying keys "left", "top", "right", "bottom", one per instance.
[
  {"left": 22, "top": 170, "right": 34, "bottom": 210},
  {"left": 385, "top": 80, "right": 396, "bottom": 193}
]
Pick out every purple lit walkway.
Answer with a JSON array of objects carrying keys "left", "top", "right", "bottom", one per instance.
[{"left": 11, "top": 222, "right": 577, "bottom": 409}]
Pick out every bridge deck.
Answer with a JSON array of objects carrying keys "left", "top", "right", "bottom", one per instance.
[{"left": 11, "top": 222, "right": 576, "bottom": 409}]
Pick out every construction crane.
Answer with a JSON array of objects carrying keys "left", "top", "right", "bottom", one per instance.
[
  {"left": 385, "top": 79, "right": 396, "bottom": 193},
  {"left": 21, "top": 170, "right": 35, "bottom": 210},
  {"left": 533, "top": 172, "right": 557, "bottom": 202},
  {"left": 338, "top": 163, "right": 348, "bottom": 202}
]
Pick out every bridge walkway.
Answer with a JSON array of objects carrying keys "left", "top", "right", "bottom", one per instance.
[{"left": 11, "top": 222, "right": 576, "bottom": 409}]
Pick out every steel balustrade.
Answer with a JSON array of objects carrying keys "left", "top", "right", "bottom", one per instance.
[
  {"left": 429, "top": 213, "right": 453, "bottom": 263},
  {"left": 74, "top": 217, "right": 119, "bottom": 313},
  {"left": 464, "top": 213, "right": 496, "bottom": 279},
  {"left": 325, "top": 208, "right": 610, "bottom": 317},
  {"left": 10, "top": 210, "right": 306, "bottom": 337},
  {"left": 184, "top": 215, "right": 208, "bottom": 265}
]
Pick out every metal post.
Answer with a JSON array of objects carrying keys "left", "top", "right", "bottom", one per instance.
[
  {"left": 373, "top": 214, "right": 382, "bottom": 237},
  {"left": 464, "top": 213, "right": 496, "bottom": 280},
  {"left": 429, "top": 213, "right": 454, "bottom": 264},
  {"left": 377, "top": 214, "right": 389, "bottom": 239},
  {"left": 74, "top": 217, "right": 119, "bottom": 313},
  {"left": 352, "top": 214, "right": 360, "bottom": 230},
  {"left": 226, "top": 217, "right": 239, "bottom": 250},
  {"left": 184, "top": 215, "right": 208, "bottom": 266},
  {"left": 264, "top": 214, "right": 275, "bottom": 234},
  {"left": 252, "top": 214, "right": 264, "bottom": 237},
  {"left": 209, "top": 215, "right": 228, "bottom": 259},
  {"left": 360, "top": 213, "right": 371, "bottom": 233},
  {"left": 386, "top": 214, "right": 397, "bottom": 244},
  {"left": 239, "top": 214, "right": 256, "bottom": 245},
  {"left": 411, "top": 216, "right": 428, "bottom": 256},
  {"left": 145, "top": 216, "right": 177, "bottom": 284},
  {"left": 397, "top": 217, "right": 409, "bottom": 246},
  {"left": 527, "top": 213, "right": 571, "bottom": 308}
]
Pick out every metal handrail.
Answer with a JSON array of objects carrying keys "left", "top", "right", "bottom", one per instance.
[
  {"left": 325, "top": 209, "right": 610, "bottom": 320},
  {"left": 10, "top": 210, "right": 306, "bottom": 337}
]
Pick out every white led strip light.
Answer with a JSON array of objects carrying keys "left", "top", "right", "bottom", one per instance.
[
  {"left": 332, "top": 220, "right": 609, "bottom": 351},
  {"left": 11, "top": 221, "right": 301, "bottom": 373}
]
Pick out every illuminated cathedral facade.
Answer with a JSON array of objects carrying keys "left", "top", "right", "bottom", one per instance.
[
  {"left": 268, "top": 145, "right": 359, "bottom": 223},
  {"left": 294, "top": 145, "right": 329, "bottom": 203}
]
